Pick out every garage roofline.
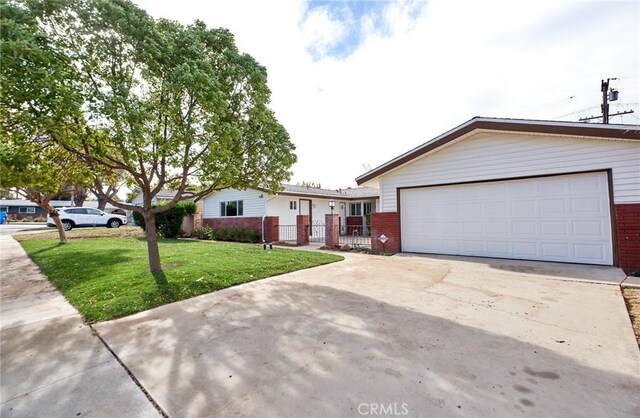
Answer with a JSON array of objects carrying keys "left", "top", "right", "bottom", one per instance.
[{"left": 355, "top": 117, "right": 640, "bottom": 185}]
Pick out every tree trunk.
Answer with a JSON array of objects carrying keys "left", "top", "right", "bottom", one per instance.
[
  {"left": 144, "top": 212, "right": 162, "bottom": 273},
  {"left": 97, "top": 196, "right": 107, "bottom": 211},
  {"left": 49, "top": 211, "right": 68, "bottom": 244}
]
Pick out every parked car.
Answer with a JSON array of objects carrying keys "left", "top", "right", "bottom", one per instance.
[{"left": 47, "top": 208, "right": 128, "bottom": 231}]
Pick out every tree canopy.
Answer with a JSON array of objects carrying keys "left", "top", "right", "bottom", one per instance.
[{"left": 1, "top": 0, "right": 297, "bottom": 271}]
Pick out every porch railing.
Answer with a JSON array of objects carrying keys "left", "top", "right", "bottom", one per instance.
[
  {"left": 278, "top": 225, "right": 297, "bottom": 242},
  {"left": 339, "top": 225, "right": 371, "bottom": 248}
]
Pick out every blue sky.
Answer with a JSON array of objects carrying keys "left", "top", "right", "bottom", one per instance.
[
  {"left": 136, "top": 0, "right": 639, "bottom": 188},
  {"left": 300, "top": 1, "right": 428, "bottom": 59}
]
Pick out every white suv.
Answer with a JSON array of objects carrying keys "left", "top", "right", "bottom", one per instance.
[{"left": 47, "top": 208, "right": 128, "bottom": 231}]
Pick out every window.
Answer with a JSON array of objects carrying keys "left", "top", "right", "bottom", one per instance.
[
  {"left": 289, "top": 201, "right": 297, "bottom": 210},
  {"left": 86, "top": 209, "right": 103, "bottom": 216},
  {"left": 220, "top": 200, "right": 243, "bottom": 217},
  {"left": 19, "top": 207, "right": 36, "bottom": 214},
  {"left": 363, "top": 202, "right": 372, "bottom": 216},
  {"left": 0, "top": 206, "right": 7, "bottom": 212},
  {"left": 65, "top": 208, "right": 87, "bottom": 214},
  {"left": 349, "top": 203, "right": 362, "bottom": 216}
]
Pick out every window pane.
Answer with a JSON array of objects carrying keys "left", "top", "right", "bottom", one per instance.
[
  {"left": 87, "top": 209, "right": 101, "bottom": 215},
  {"left": 364, "top": 202, "right": 371, "bottom": 215},
  {"left": 237, "top": 200, "right": 243, "bottom": 216},
  {"left": 227, "top": 201, "right": 237, "bottom": 217},
  {"left": 27, "top": 207, "right": 36, "bottom": 213},
  {"left": 220, "top": 202, "right": 226, "bottom": 217}
]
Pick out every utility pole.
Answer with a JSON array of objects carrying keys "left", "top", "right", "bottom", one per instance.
[
  {"left": 601, "top": 78, "right": 610, "bottom": 124},
  {"left": 579, "top": 78, "right": 634, "bottom": 123}
]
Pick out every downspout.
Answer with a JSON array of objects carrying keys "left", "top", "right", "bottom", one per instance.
[{"left": 262, "top": 194, "right": 278, "bottom": 244}]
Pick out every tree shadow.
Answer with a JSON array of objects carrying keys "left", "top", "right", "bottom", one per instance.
[
  {"left": 151, "top": 271, "right": 175, "bottom": 299},
  {"left": 95, "top": 278, "right": 640, "bottom": 417}
]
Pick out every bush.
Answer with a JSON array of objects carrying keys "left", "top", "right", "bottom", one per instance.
[
  {"left": 192, "top": 226, "right": 260, "bottom": 243},
  {"left": 132, "top": 200, "right": 195, "bottom": 238}
]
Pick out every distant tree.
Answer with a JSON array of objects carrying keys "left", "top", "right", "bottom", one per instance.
[
  {"left": 299, "top": 181, "right": 322, "bottom": 189},
  {"left": 9, "top": 0, "right": 297, "bottom": 272},
  {"left": 0, "top": 188, "right": 17, "bottom": 199},
  {"left": 71, "top": 185, "right": 89, "bottom": 207},
  {"left": 91, "top": 170, "right": 125, "bottom": 210}
]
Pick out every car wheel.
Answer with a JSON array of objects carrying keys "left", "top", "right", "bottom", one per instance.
[
  {"left": 108, "top": 219, "right": 121, "bottom": 229},
  {"left": 62, "top": 220, "right": 74, "bottom": 231}
]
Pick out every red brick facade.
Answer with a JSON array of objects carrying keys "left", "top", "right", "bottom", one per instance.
[
  {"left": 325, "top": 214, "right": 339, "bottom": 247},
  {"left": 346, "top": 216, "right": 363, "bottom": 234},
  {"left": 203, "top": 217, "right": 262, "bottom": 237},
  {"left": 370, "top": 212, "right": 400, "bottom": 254},
  {"left": 615, "top": 203, "right": 640, "bottom": 274},
  {"left": 297, "top": 215, "right": 309, "bottom": 246},
  {"left": 263, "top": 216, "right": 279, "bottom": 243}
]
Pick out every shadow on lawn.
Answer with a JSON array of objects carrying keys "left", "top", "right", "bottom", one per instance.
[{"left": 95, "top": 280, "right": 640, "bottom": 418}]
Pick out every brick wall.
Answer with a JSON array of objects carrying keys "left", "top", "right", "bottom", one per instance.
[
  {"left": 203, "top": 217, "right": 262, "bottom": 236},
  {"left": 325, "top": 214, "right": 339, "bottom": 247},
  {"left": 370, "top": 212, "right": 400, "bottom": 254},
  {"left": 297, "top": 215, "right": 309, "bottom": 246},
  {"left": 264, "top": 216, "right": 279, "bottom": 243},
  {"left": 615, "top": 203, "right": 640, "bottom": 274},
  {"left": 346, "top": 216, "right": 363, "bottom": 234}
]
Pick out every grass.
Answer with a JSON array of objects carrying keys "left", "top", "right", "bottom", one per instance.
[
  {"left": 17, "top": 233, "right": 343, "bottom": 323},
  {"left": 622, "top": 288, "right": 640, "bottom": 349}
]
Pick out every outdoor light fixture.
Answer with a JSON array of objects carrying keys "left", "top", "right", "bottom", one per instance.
[{"left": 328, "top": 200, "right": 335, "bottom": 214}]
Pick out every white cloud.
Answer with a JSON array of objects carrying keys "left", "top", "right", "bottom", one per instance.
[
  {"left": 134, "top": 0, "right": 640, "bottom": 189},
  {"left": 300, "top": 6, "right": 348, "bottom": 58}
]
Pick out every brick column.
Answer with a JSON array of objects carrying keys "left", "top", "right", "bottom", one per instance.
[
  {"left": 325, "top": 214, "right": 339, "bottom": 247},
  {"left": 370, "top": 212, "right": 400, "bottom": 254},
  {"left": 296, "top": 215, "right": 309, "bottom": 246},
  {"left": 615, "top": 203, "right": 640, "bottom": 274},
  {"left": 264, "top": 216, "right": 279, "bottom": 243}
]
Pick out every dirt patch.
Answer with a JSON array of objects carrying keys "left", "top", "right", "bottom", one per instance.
[
  {"left": 622, "top": 288, "right": 640, "bottom": 349},
  {"left": 13, "top": 226, "right": 144, "bottom": 241}
]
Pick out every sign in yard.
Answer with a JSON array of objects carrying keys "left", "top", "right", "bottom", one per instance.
[{"left": 378, "top": 234, "right": 389, "bottom": 243}]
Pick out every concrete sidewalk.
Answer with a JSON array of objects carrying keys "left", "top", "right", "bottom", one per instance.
[{"left": 0, "top": 234, "right": 158, "bottom": 417}]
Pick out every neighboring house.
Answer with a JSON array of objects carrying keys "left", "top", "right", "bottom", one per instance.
[
  {"left": 130, "top": 190, "right": 177, "bottom": 206},
  {"left": 356, "top": 117, "right": 640, "bottom": 272},
  {"left": 0, "top": 199, "right": 127, "bottom": 221},
  {"left": 201, "top": 184, "right": 379, "bottom": 237}
]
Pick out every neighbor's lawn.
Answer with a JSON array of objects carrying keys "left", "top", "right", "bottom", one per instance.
[{"left": 17, "top": 236, "right": 343, "bottom": 323}]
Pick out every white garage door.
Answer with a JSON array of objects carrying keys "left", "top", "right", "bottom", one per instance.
[{"left": 400, "top": 172, "right": 613, "bottom": 265}]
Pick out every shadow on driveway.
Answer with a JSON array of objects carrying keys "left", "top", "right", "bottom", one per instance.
[{"left": 95, "top": 277, "right": 640, "bottom": 417}]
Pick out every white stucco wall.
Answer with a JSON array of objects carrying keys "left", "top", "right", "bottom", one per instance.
[{"left": 378, "top": 132, "right": 640, "bottom": 211}]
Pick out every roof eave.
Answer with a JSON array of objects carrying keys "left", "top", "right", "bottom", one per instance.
[{"left": 355, "top": 117, "right": 640, "bottom": 185}]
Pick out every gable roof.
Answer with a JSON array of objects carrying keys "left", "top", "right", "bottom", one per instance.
[
  {"left": 355, "top": 117, "right": 640, "bottom": 185},
  {"left": 277, "top": 184, "right": 379, "bottom": 200}
]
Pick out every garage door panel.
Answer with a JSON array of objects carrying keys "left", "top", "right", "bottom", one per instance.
[{"left": 400, "top": 172, "right": 613, "bottom": 265}]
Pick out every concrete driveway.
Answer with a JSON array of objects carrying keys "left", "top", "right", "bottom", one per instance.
[{"left": 95, "top": 252, "right": 640, "bottom": 417}]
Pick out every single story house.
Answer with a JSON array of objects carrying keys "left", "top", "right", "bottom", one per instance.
[
  {"left": 201, "top": 184, "right": 379, "bottom": 239},
  {"left": 0, "top": 199, "right": 127, "bottom": 221},
  {"left": 356, "top": 117, "right": 640, "bottom": 273},
  {"left": 129, "top": 189, "right": 177, "bottom": 206}
]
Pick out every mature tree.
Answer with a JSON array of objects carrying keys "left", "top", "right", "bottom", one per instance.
[
  {"left": 92, "top": 170, "right": 125, "bottom": 210},
  {"left": 18, "top": 0, "right": 297, "bottom": 272},
  {"left": 0, "top": 0, "right": 93, "bottom": 242},
  {"left": 0, "top": 140, "right": 91, "bottom": 243}
]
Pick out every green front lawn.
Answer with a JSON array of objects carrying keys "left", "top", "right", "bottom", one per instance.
[{"left": 18, "top": 237, "right": 343, "bottom": 322}]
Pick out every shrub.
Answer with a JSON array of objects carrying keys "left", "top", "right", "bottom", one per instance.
[
  {"left": 196, "top": 227, "right": 261, "bottom": 243},
  {"left": 180, "top": 201, "right": 197, "bottom": 216},
  {"left": 193, "top": 226, "right": 212, "bottom": 240},
  {"left": 132, "top": 201, "right": 195, "bottom": 238}
]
